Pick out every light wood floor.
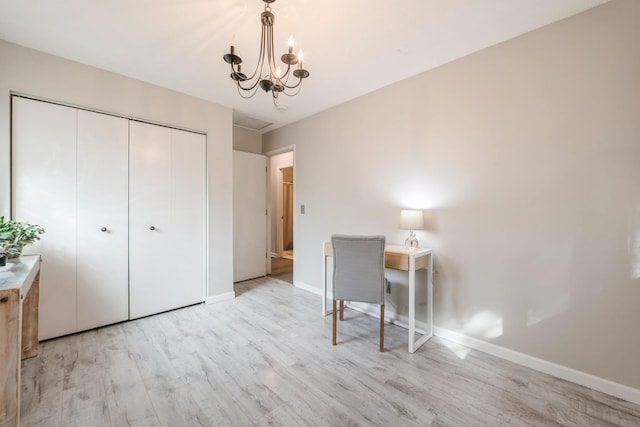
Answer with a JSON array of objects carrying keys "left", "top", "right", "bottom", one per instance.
[{"left": 20, "top": 277, "right": 640, "bottom": 426}]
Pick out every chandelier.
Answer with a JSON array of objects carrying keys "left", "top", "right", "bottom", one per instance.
[{"left": 223, "top": 0, "right": 310, "bottom": 106}]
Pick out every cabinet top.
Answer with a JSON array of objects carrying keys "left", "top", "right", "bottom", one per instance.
[{"left": 0, "top": 255, "right": 41, "bottom": 295}]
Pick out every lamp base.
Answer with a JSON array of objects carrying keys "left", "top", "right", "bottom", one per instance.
[{"left": 405, "top": 231, "right": 419, "bottom": 249}]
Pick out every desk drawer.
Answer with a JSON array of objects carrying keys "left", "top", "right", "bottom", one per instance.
[
  {"left": 384, "top": 252, "right": 429, "bottom": 271},
  {"left": 325, "top": 242, "right": 429, "bottom": 271}
]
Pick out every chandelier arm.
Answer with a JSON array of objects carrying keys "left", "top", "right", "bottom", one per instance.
[
  {"left": 279, "top": 63, "right": 292, "bottom": 81},
  {"left": 280, "top": 68, "right": 303, "bottom": 89},
  {"left": 265, "top": 25, "right": 273, "bottom": 79},
  {"left": 266, "top": 24, "right": 279, "bottom": 80},
  {"left": 230, "top": 61, "right": 262, "bottom": 91},
  {"left": 254, "top": 21, "right": 270, "bottom": 80},
  {"left": 235, "top": 21, "right": 269, "bottom": 86},
  {"left": 280, "top": 72, "right": 303, "bottom": 89},
  {"left": 233, "top": 73, "right": 262, "bottom": 92},
  {"left": 281, "top": 83, "right": 303, "bottom": 97},
  {"left": 236, "top": 81, "right": 262, "bottom": 99},
  {"left": 280, "top": 80, "right": 302, "bottom": 90}
]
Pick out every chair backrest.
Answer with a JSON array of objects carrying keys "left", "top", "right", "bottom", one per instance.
[{"left": 331, "top": 234, "right": 386, "bottom": 304}]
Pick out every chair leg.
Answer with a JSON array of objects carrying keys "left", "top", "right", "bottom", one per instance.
[
  {"left": 332, "top": 299, "right": 337, "bottom": 346},
  {"left": 339, "top": 300, "right": 344, "bottom": 321},
  {"left": 379, "top": 304, "right": 385, "bottom": 352}
]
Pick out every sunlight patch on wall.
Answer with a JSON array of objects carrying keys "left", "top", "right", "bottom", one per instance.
[
  {"left": 523, "top": 244, "right": 573, "bottom": 327},
  {"left": 463, "top": 310, "right": 503, "bottom": 340},
  {"left": 526, "top": 292, "right": 571, "bottom": 327}
]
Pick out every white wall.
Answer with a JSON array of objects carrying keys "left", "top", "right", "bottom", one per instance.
[
  {"left": 264, "top": 0, "right": 640, "bottom": 391},
  {"left": 233, "top": 125, "right": 262, "bottom": 154},
  {"left": 0, "top": 40, "right": 234, "bottom": 299}
]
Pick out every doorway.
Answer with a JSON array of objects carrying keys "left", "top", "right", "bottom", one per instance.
[{"left": 268, "top": 149, "right": 294, "bottom": 284}]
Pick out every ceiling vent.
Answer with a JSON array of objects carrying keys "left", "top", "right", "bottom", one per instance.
[{"left": 233, "top": 116, "right": 273, "bottom": 131}]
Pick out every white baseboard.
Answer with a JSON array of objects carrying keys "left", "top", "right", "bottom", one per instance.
[
  {"left": 345, "top": 302, "right": 430, "bottom": 334},
  {"left": 293, "top": 280, "right": 323, "bottom": 296},
  {"left": 434, "top": 327, "right": 640, "bottom": 406},
  {"left": 293, "top": 284, "right": 640, "bottom": 405},
  {"left": 205, "top": 291, "right": 235, "bottom": 304}
]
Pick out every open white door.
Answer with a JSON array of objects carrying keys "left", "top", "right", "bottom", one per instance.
[{"left": 233, "top": 151, "right": 267, "bottom": 282}]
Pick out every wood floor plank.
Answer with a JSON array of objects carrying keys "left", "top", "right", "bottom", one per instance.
[
  {"left": 20, "top": 276, "right": 640, "bottom": 426},
  {"left": 19, "top": 336, "right": 68, "bottom": 425}
]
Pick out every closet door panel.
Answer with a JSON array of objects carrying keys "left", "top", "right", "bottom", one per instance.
[
  {"left": 12, "top": 97, "right": 78, "bottom": 340},
  {"left": 129, "top": 121, "right": 172, "bottom": 319},
  {"left": 76, "top": 110, "right": 129, "bottom": 330},
  {"left": 168, "top": 129, "right": 206, "bottom": 307}
]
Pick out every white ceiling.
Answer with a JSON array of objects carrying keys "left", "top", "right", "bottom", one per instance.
[{"left": 0, "top": 0, "right": 609, "bottom": 133}]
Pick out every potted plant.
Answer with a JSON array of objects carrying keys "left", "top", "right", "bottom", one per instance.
[{"left": 0, "top": 216, "right": 45, "bottom": 259}]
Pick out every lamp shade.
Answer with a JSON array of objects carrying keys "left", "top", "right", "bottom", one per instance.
[{"left": 399, "top": 209, "right": 424, "bottom": 231}]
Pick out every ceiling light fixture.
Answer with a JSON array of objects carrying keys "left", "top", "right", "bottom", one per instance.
[{"left": 223, "top": 0, "right": 310, "bottom": 106}]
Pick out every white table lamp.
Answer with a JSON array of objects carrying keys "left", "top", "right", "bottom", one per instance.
[{"left": 399, "top": 209, "right": 424, "bottom": 249}]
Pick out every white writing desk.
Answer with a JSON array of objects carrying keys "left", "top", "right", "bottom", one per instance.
[{"left": 322, "top": 243, "right": 433, "bottom": 353}]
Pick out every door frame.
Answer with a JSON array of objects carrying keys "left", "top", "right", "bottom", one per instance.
[{"left": 265, "top": 144, "right": 296, "bottom": 278}]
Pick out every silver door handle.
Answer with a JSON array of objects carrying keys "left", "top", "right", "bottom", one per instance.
[
  {"left": 149, "top": 226, "right": 156, "bottom": 231},
  {"left": 100, "top": 227, "right": 108, "bottom": 232}
]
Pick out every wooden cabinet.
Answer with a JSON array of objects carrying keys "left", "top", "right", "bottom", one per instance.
[
  {"left": 0, "top": 255, "right": 40, "bottom": 427},
  {"left": 129, "top": 121, "right": 206, "bottom": 319},
  {"left": 12, "top": 97, "right": 206, "bottom": 339}
]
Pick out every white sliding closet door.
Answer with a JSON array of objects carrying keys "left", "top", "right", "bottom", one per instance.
[
  {"left": 76, "top": 110, "right": 129, "bottom": 330},
  {"left": 129, "top": 121, "right": 206, "bottom": 319},
  {"left": 12, "top": 97, "right": 78, "bottom": 340}
]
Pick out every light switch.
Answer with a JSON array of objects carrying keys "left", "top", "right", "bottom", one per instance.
[{"left": 300, "top": 204, "right": 306, "bottom": 214}]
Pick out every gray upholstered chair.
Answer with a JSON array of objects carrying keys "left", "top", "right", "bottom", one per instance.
[{"left": 331, "top": 234, "right": 386, "bottom": 352}]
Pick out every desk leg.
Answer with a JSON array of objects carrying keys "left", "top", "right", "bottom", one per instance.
[
  {"left": 428, "top": 254, "right": 434, "bottom": 339},
  {"left": 409, "top": 253, "right": 434, "bottom": 353},
  {"left": 408, "top": 256, "right": 416, "bottom": 353}
]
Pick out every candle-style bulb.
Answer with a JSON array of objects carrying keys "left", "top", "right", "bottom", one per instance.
[
  {"left": 298, "top": 49, "right": 304, "bottom": 68},
  {"left": 288, "top": 35, "right": 294, "bottom": 54}
]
